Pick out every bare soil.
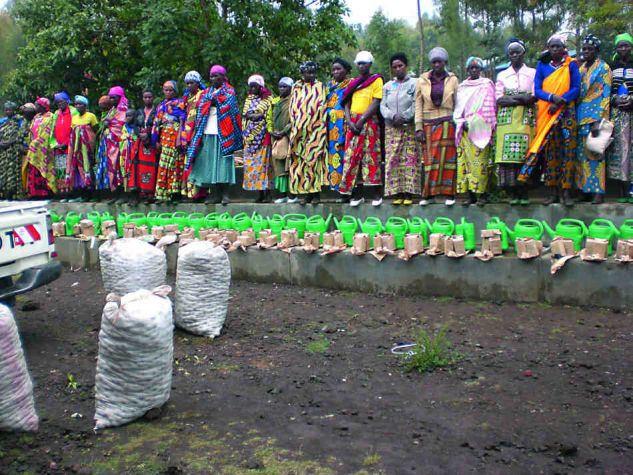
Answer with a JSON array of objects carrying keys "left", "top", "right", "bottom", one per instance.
[{"left": 1, "top": 269, "right": 633, "bottom": 474}]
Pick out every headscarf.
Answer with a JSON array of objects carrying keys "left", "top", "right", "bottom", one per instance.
[
  {"left": 354, "top": 51, "right": 374, "bottom": 64},
  {"left": 54, "top": 91, "right": 70, "bottom": 103},
  {"left": 582, "top": 34, "right": 601, "bottom": 50},
  {"left": 429, "top": 47, "right": 449, "bottom": 62},
  {"left": 162, "top": 80, "right": 178, "bottom": 93},
  {"left": 247, "top": 74, "right": 265, "bottom": 87},
  {"left": 278, "top": 77, "right": 294, "bottom": 87},
  {"left": 21, "top": 103, "right": 37, "bottom": 112},
  {"left": 210, "top": 64, "right": 227, "bottom": 76},
  {"left": 506, "top": 38, "right": 526, "bottom": 54},
  {"left": 466, "top": 56, "right": 484, "bottom": 69},
  {"left": 74, "top": 95, "right": 89, "bottom": 106},
  {"left": 107, "top": 85, "right": 128, "bottom": 111},
  {"left": 36, "top": 97, "right": 50, "bottom": 112},
  {"left": 614, "top": 33, "right": 633, "bottom": 47},
  {"left": 299, "top": 61, "right": 318, "bottom": 73},
  {"left": 184, "top": 70, "right": 203, "bottom": 84},
  {"left": 547, "top": 33, "right": 567, "bottom": 47},
  {"left": 4, "top": 101, "right": 17, "bottom": 110}
]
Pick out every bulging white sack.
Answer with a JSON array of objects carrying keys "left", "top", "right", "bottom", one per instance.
[
  {"left": 175, "top": 241, "right": 231, "bottom": 338},
  {"left": 94, "top": 286, "right": 174, "bottom": 430},
  {"left": 99, "top": 237, "right": 166, "bottom": 295},
  {"left": 0, "top": 305, "right": 38, "bottom": 432}
]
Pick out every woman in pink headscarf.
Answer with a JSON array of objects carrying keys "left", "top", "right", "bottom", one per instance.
[{"left": 94, "top": 85, "right": 128, "bottom": 193}]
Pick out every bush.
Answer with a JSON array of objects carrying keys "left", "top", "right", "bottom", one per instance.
[{"left": 402, "top": 326, "right": 461, "bottom": 374}]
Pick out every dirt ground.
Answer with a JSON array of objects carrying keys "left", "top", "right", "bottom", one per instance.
[{"left": 1, "top": 269, "right": 633, "bottom": 475}]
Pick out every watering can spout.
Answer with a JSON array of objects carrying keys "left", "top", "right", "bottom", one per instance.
[
  {"left": 333, "top": 217, "right": 340, "bottom": 228},
  {"left": 506, "top": 226, "right": 515, "bottom": 241},
  {"left": 324, "top": 213, "right": 332, "bottom": 230},
  {"left": 542, "top": 221, "right": 555, "bottom": 239},
  {"left": 424, "top": 218, "right": 432, "bottom": 230}
]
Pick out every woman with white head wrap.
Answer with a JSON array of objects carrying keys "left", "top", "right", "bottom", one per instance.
[
  {"left": 414, "top": 45, "right": 459, "bottom": 206},
  {"left": 270, "top": 77, "right": 294, "bottom": 203},
  {"left": 517, "top": 32, "right": 581, "bottom": 207},
  {"left": 575, "top": 34, "right": 612, "bottom": 203},
  {"left": 182, "top": 70, "right": 207, "bottom": 200},
  {"left": 242, "top": 74, "right": 274, "bottom": 201},
  {"left": 494, "top": 37, "right": 536, "bottom": 205}
]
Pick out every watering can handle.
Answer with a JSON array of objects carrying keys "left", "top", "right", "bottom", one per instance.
[{"left": 561, "top": 218, "right": 588, "bottom": 235}]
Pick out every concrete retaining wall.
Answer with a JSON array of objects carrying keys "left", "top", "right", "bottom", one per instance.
[{"left": 54, "top": 237, "right": 632, "bottom": 310}]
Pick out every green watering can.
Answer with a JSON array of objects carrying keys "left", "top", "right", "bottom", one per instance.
[
  {"left": 507, "top": 219, "right": 544, "bottom": 244},
  {"left": 86, "top": 211, "right": 102, "bottom": 231},
  {"left": 542, "top": 219, "right": 588, "bottom": 251},
  {"left": 251, "top": 213, "right": 270, "bottom": 238},
  {"left": 158, "top": 212, "right": 173, "bottom": 227},
  {"left": 360, "top": 217, "right": 384, "bottom": 247},
  {"left": 101, "top": 211, "right": 115, "bottom": 222},
  {"left": 385, "top": 217, "right": 408, "bottom": 249},
  {"left": 115, "top": 212, "right": 129, "bottom": 236},
  {"left": 204, "top": 212, "right": 218, "bottom": 229},
  {"left": 284, "top": 213, "right": 308, "bottom": 239},
  {"left": 188, "top": 213, "right": 206, "bottom": 237},
  {"left": 146, "top": 211, "right": 159, "bottom": 230},
  {"left": 306, "top": 214, "right": 332, "bottom": 243},
  {"left": 455, "top": 217, "right": 476, "bottom": 251},
  {"left": 65, "top": 212, "right": 82, "bottom": 236},
  {"left": 619, "top": 220, "right": 633, "bottom": 240},
  {"left": 232, "top": 212, "right": 253, "bottom": 233},
  {"left": 588, "top": 219, "right": 620, "bottom": 255},
  {"left": 407, "top": 217, "right": 430, "bottom": 246},
  {"left": 424, "top": 217, "right": 455, "bottom": 235},
  {"left": 333, "top": 215, "right": 358, "bottom": 246},
  {"left": 218, "top": 212, "right": 233, "bottom": 230},
  {"left": 269, "top": 214, "right": 285, "bottom": 239},
  {"left": 486, "top": 217, "right": 510, "bottom": 251},
  {"left": 128, "top": 212, "right": 147, "bottom": 228},
  {"left": 50, "top": 210, "right": 61, "bottom": 223},
  {"left": 172, "top": 211, "right": 189, "bottom": 231}
]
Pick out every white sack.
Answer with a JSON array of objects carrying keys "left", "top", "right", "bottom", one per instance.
[
  {"left": 99, "top": 237, "right": 166, "bottom": 295},
  {"left": 94, "top": 286, "right": 174, "bottom": 430},
  {"left": 0, "top": 304, "right": 38, "bottom": 432},
  {"left": 175, "top": 241, "right": 231, "bottom": 338}
]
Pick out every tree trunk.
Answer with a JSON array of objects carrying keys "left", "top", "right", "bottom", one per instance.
[{"left": 417, "top": 0, "right": 425, "bottom": 74}]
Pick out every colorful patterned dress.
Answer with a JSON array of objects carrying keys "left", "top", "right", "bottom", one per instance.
[
  {"left": 288, "top": 80, "right": 328, "bottom": 194},
  {"left": 50, "top": 106, "right": 78, "bottom": 193},
  {"left": 607, "top": 58, "right": 633, "bottom": 184},
  {"left": 325, "top": 78, "right": 351, "bottom": 190},
  {"left": 119, "top": 123, "right": 138, "bottom": 192},
  {"left": 576, "top": 58, "right": 612, "bottom": 194},
  {"left": 0, "top": 115, "right": 28, "bottom": 199},
  {"left": 95, "top": 100, "right": 127, "bottom": 191},
  {"left": 242, "top": 94, "right": 273, "bottom": 191},
  {"left": 181, "top": 89, "right": 204, "bottom": 197},
  {"left": 130, "top": 107, "right": 157, "bottom": 196},
  {"left": 25, "top": 111, "right": 54, "bottom": 197},
  {"left": 66, "top": 112, "right": 97, "bottom": 191},
  {"left": 152, "top": 98, "right": 187, "bottom": 200}
]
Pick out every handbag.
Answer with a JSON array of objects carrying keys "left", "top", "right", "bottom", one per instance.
[
  {"left": 271, "top": 136, "right": 289, "bottom": 160},
  {"left": 585, "top": 119, "right": 614, "bottom": 156}
]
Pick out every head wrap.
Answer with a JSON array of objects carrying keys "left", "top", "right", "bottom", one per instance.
[
  {"left": 107, "top": 85, "right": 128, "bottom": 111},
  {"left": 162, "top": 80, "right": 178, "bottom": 93},
  {"left": 21, "top": 103, "right": 37, "bottom": 112},
  {"left": 247, "top": 74, "right": 265, "bottom": 87},
  {"left": 278, "top": 77, "right": 294, "bottom": 87},
  {"left": 299, "top": 61, "right": 318, "bottom": 73},
  {"left": 466, "top": 56, "right": 484, "bottom": 68},
  {"left": 614, "top": 33, "right": 633, "bottom": 47},
  {"left": 583, "top": 34, "right": 601, "bottom": 50},
  {"left": 209, "top": 64, "right": 227, "bottom": 76},
  {"left": 74, "top": 95, "right": 89, "bottom": 106},
  {"left": 184, "top": 70, "right": 203, "bottom": 84},
  {"left": 36, "top": 97, "right": 50, "bottom": 112},
  {"left": 429, "top": 47, "right": 449, "bottom": 62},
  {"left": 506, "top": 38, "right": 526, "bottom": 54},
  {"left": 54, "top": 91, "right": 70, "bottom": 103},
  {"left": 4, "top": 101, "right": 17, "bottom": 110},
  {"left": 547, "top": 33, "right": 567, "bottom": 47},
  {"left": 354, "top": 51, "right": 374, "bottom": 64}
]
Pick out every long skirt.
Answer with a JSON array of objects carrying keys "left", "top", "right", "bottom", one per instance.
[
  {"left": 189, "top": 135, "right": 236, "bottom": 187},
  {"left": 519, "top": 106, "right": 577, "bottom": 189},
  {"left": 339, "top": 114, "right": 382, "bottom": 194},
  {"left": 607, "top": 107, "right": 632, "bottom": 182},
  {"left": 0, "top": 145, "right": 23, "bottom": 199},
  {"left": 494, "top": 98, "right": 535, "bottom": 188},
  {"left": 129, "top": 141, "right": 158, "bottom": 195},
  {"left": 26, "top": 165, "right": 50, "bottom": 198},
  {"left": 496, "top": 164, "right": 522, "bottom": 188},
  {"left": 456, "top": 133, "right": 490, "bottom": 194},
  {"left": 242, "top": 136, "right": 273, "bottom": 191},
  {"left": 155, "top": 123, "right": 184, "bottom": 200},
  {"left": 53, "top": 147, "right": 70, "bottom": 194},
  {"left": 66, "top": 126, "right": 94, "bottom": 191},
  {"left": 576, "top": 124, "right": 605, "bottom": 194},
  {"left": 383, "top": 125, "right": 422, "bottom": 196},
  {"left": 421, "top": 119, "right": 457, "bottom": 197}
]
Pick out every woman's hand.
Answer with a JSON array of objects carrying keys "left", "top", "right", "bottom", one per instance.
[
  {"left": 497, "top": 96, "right": 517, "bottom": 107},
  {"left": 548, "top": 103, "right": 560, "bottom": 115},
  {"left": 415, "top": 130, "right": 426, "bottom": 143},
  {"left": 590, "top": 121, "right": 601, "bottom": 137},
  {"left": 551, "top": 94, "right": 566, "bottom": 106}
]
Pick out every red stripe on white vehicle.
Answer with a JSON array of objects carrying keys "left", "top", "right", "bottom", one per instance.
[{"left": 14, "top": 225, "right": 41, "bottom": 245}]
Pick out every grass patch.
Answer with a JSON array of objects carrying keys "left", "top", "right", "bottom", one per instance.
[
  {"left": 401, "top": 326, "right": 461, "bottom": 374},
  {"left": 305, "top": 338, "right": 330, "bottom": 354},
  {"left": 362, "top": 452, "right": 382, "bottom": 466}
]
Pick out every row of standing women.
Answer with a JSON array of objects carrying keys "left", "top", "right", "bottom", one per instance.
[{"left": 1, "top": 32, "right": 632, "bottom": 206}]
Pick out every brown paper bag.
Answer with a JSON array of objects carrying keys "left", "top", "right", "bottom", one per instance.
[
  {"left": 425, "top": 233, "right": 446, "bottom": 256},
  {"left": 481, "top": 229, "right": 501, "bottom": 239},
  {"left": 551, "top": 237, "right": 575, "bottom": 257},
  {"left": 279, "top": 229, "right": 299, "bottom": 249},
  {"left": 179, "top": 227, "right": 195, "bottom": 240},
  {"left": 134, "top": 225, "right": 149, "bottom": 237},
  {"left": 222, "top": 229, "right": 239, "bottom": 243},
  {"left": 206, "top": 232, "right": 222, "bottom": 244},
  {"left": 198, "top": 228, "right": 210, "bottom": 241},
  {"left": 615, "top": 239, "right": 633, "bottom": 262},
  {"left": 397, "top": 233, "right": 424, "bottom": 261},
  {"left": 482, "top": 236, "right": 502, "bottom": 256},
  {"left": 258, "top": 229, "right": 272, "bottom": 242},
  {"left": 258, "top": 234, "right": 278, "bottom": 249},
  {"left": 151, "top": 226, "right": 165, "bottom": 240},
  {"left": 121, "top": 223, "right": 135, "bottom": 238},
  {"left": 516, "top": 238, "right": 542, "bottom": 259},
  {"left": 445, "top": 235, "right": 466, "bottom": 258},
  {"left": 100, "top": 220, "right": 116, "bottom": 237},
  {"left": 238, "top": 230, "right": 256, "bottom": 247},
  {"left": 302, "top": 232, "right": 321, "bottom": 253},
  {"left": 72, "top": 223, "right": 82, "bottom": 236},
  {"left": 79, "top": 219, "right": 95, "bottom": 238},
  {"left": 165, "top": 224, "right": 179, "bottom": 235},
  {"left": 322, "top": 231, "right": 346, "bottom": 255},
  {"left": 53, "top": 222, "right": 66, "bottom": 237},
  {"left": 351, "top": 233, "right": 369, "bottom": 256},
  {"left": 580, "top": 238, "right": 608, "bottom": 262}
]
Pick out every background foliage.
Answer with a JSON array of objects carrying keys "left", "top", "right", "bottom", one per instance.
[{"left": 0, "top": 0, "right": 631, "bottom": 108}]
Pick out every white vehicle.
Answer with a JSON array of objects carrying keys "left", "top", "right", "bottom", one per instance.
[{"left": 0, "top": 201, "right": 61, "bottom": 305}]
